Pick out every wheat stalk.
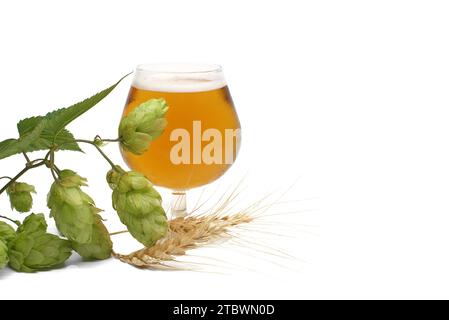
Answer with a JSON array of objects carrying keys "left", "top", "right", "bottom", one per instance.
[{"left": 112, "top": 213, "right": 254, "bottom": 269}]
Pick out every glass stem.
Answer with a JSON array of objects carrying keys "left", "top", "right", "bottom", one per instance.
[{"left": 171, "top": 191, "right": 187, "bottom": 218}]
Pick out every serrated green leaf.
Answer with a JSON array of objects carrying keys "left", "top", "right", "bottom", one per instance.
[
  {"left": 44, "top": 129, "right": 81, "bottom": 151},
  {"left": 17, "top": 117, "right": 82, "bottom": 152},
  {"left": 17, "top": 73, "right": 130, "bottom": 153},
  {"left": 0, "top": 120, "right": 47, "bottom": 160},
  {"left": 17, "top": 117, "right": 42, "bottom": 136}
]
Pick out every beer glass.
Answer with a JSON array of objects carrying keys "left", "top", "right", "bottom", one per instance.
[{"left": 121, "top": 64, "right": 241, "bottom": 216}]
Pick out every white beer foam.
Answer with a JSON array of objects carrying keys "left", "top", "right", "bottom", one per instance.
[{"left": 132, "top": 64, "right": 227, "bottom": 93}]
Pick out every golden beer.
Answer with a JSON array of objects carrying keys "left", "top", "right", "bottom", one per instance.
[{"left": 121, "top": 64, "right": 241, "bottom": 190}]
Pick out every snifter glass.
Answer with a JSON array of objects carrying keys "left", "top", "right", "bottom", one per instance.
[{"left": 120, "top": 63, "right": 241, "bottom": 217}]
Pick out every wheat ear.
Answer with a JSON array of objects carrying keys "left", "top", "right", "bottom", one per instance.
[{"left": 112, "top": 213, "right": 253, "bottom": 269}]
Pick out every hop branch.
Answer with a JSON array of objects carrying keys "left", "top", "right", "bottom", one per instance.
[{"left": 0, "top": 77, "right": 169, "bottom": 273}]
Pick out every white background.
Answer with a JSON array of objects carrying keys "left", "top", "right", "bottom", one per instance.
[{"left": 1, "top": 0, "right": 449, "bottom": 299}]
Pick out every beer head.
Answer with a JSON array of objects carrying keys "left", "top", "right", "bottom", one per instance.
[{"left": 133, "top": 63, "right": 226, "bottom": 93}]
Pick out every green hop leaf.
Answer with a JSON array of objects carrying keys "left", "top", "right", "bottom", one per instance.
[
  {"left": 0, "top": 221, "right": 16, "bottom": 245},
  {"left": 108, "top": 169, "right": 168, "bottom": 246},
  {"left": 17, "top": 213, "right": 48, "bottom": 234},
  {"left": 119, "top": 98, "right": 169, "bottom": 155},
  {"left": 47, "top": 170, "right": 98, "bottom": 244},
  {"left": 71, "top": 214, "right": 112, "bottom": 260},
  {"left": 0, "top": 119, "right": 47, "bottom": 160},
  {"left": 8, "top": 231, "right": 72, "bottom": 273},
  {"left": 0, "top": 239, "right": 9, "bottom": 269},
  {"left": 6, "top": 182, "right": 36, "bottom": 213},
  {"left": 17, "top": 117, "right": 81, "bottom": 152},
  {"left": 16, "top": 73, "right": 131, "bottom": 155}
]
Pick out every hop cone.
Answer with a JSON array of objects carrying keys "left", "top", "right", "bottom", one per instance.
[
  {"left": 106, "top": 166, "right": 125, "bottom": 190},
  {"left": 0, "top": 221, "right": 16, "bottom": 245},
  {"left": 6, "top": 182, "right": 35, "bottom": 213},
  {"left": 107, "top": 167, "right": 168, "bottom": 246},
  {"left": 0, "top": 239, "right": 8, "bottom": 269},
  {"left": 71, "top": 214, "right": 112, "bottom": 260},
  {"left": 8, "top": 231, "right": 72, "bottom": 273},
  {"left": 17, "top": 213, "right": 47, "bottom": 234},
  {"left": 119, "top": 98, "right": 168, "bottom": 155},
  {"left": 47, "top": 170, "right": 98, "bottom": 244}
]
